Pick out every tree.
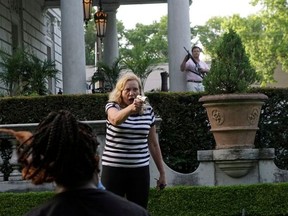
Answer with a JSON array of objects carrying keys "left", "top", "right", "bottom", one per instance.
[
  {"left": 85, "top": 16, "right": 169, "bottom": 86},
  {"left": 249, "top": 0, "right": 288, "bottom": 83},
  {"left": 191, "top": 17, "right": 227, "bottom": 58},
  {"left": 122, "top": 46, "right": 162, "bottom": 87},
  {"left": 118, "top": 17, "right": 168, "bottom": 62},
  {"left": 203, "top": 29, "right": 259, "bottom": 94},
  {"left": 119, "top": 16, "right": 168, "bottom": 85},
  {"left": 193, "top": 0, "right": 288, "bottom": 85}
]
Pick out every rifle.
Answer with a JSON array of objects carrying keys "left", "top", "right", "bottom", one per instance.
[{"left": 183, "top": 47, "right": 203, "bottom": 78}]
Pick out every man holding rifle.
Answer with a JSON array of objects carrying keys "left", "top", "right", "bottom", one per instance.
[{"left": 180, "top": 45, "right": 210, "bottom": 92}]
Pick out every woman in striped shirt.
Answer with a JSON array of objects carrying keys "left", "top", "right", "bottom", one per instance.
[{"left": 101, "top": 72, "right": 166, "bottom": 209}]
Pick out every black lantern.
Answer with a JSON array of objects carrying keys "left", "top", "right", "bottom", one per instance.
[
  {"left": 94, "top": 0, "right": 108, "bottom": 39},
  {"left": 83, "top": 0, "right": 93, "bottom": 26}
]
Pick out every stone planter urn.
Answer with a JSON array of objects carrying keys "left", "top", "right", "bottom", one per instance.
[
  {"left": 199, "top": 93, "right": 268, "bottom": 178},
  {"left": 198, "top": 30, "right": 270, "bottom": 178},
  {"left": 199, "top": 93, "right": 268, "bottom": 150}
]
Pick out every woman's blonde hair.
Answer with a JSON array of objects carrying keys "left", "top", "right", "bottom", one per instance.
[{"left": 108, "top": 72, "right": 144, "bottom": 106}]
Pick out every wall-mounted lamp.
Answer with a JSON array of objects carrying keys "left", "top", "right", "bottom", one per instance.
[
  {"left": 94, "top": 0, "right": 108, "bottom": 39},
  {"left": 83, "top": 0, "right": 93, "bottom": 26}
]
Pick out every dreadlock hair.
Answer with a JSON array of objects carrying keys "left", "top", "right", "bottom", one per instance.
[{"left": 17, "top": 110, "right": 100, "bottom": 188}]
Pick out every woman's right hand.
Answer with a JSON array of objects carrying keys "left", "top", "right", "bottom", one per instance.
[{"left": 130, "top": 98, "right": 144, "bottom": 114}]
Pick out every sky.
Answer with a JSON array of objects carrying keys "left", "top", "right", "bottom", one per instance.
[{"left": 116, "top": 0, "right": 262, "bottom": 29}]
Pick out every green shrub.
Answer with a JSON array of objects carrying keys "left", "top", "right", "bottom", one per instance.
[
  {"left": 148, "top": 183, "right": 288, "bottom": 216},
  {"left": 1, "top": 89, "right": 288, "bottom": 173},
  {"left": 203, "top": 29, "right": 259, "bottom": 94},
  {"left": 0, "top": 192, "right": 53, "bottom": 216},
  {"left": 1, "top": 183, "right": 288, "bottom": 216}
]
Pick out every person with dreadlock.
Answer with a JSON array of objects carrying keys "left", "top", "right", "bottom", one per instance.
[{"left": 15, "top": 110, "right": 149, "bottom": 216}]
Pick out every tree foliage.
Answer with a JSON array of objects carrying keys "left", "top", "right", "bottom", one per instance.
[
  {"left": 119, "top": 16, "right": 168, "bottom": 62},
  {"left": 84, "top": 2, "right": 288, "bottom": 87},
  {"left": 0, "top": 49, "right": 30, "bottom": 96},
  {"left": 118, "top": 17, "right": 168, "bottom": 85},
  {"left": 203, "top": 29, "right": 259, "bottom": 94},
  {"left": 84, "top": 8, "right": 97, "bottom": 65},
  {"left": 194, "top": 0, "right": 288, "bottom": 85},
  {"left": 95, "top": 57, "right": 125, "bottom": 89},
  {"left": 250, "top": 0, "right": 288, "bottom": 83},
  {"left": 85, "top": 17, "right": 169, "bottom": 86},
  {"left": 23, "top": 55, "right": 59, "bottom": 95}
]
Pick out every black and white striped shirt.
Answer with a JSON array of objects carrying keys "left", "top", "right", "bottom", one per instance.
[{"left": 102, "top": 102, "right": 155, "bottom": 168}]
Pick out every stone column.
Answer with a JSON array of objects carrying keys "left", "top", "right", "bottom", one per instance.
[
  {"left": 102, "top": 4, "right": 119, "bottom": 66},
  {"left": 167, "top": 0, "right": 191, "bottom": 92},
  {"left": 61, "top": 0, "right": 87, "bottom": 94}
]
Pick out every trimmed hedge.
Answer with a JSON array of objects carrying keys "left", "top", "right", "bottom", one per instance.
[
  {"left": 1, "top": 183, "right": 288, "bottom": 216},
  {"left": 148, "top": 183, "right": 288, "bottom": 216},
  {"left": 1, "top": 88, "right": 288, "bottom": 173},
  {"left": 0, "top": 191, "right": 53, "bottom": 216}
]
